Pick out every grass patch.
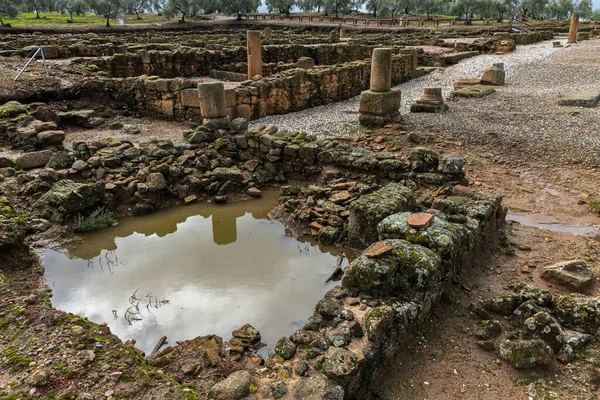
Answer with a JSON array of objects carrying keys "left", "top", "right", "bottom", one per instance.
[
  {"left": 3, "top": 12, "right": 171, "bottom": 26},
  {"left": 75, "top": 207, "right": 116, "bottom": 233}
]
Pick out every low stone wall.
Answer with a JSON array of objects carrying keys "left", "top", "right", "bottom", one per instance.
[
  {"left": 254, "top": 189, "right": 504, "bottom": 397},
  {"left": 81, "top": 43, "right": 393, "bottom": 79},
  {"left": 492, "top": 30, "right": 555, "bottom": 45},
  {"left": 103, "top": 51, "right": 416, "bottom": 121}
]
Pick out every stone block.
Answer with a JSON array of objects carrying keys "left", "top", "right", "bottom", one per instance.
[
  {"left": 481, "top": 67, "right": 505, "bottom": 86},
  {"left": 558, "top": 90, "right": 600, "bottom": 107},
  {"left": 451, "top": 85, "right": 496, "bottom": 98},
  {"left": 225, "top": 89, "right": 237, "bottom": 107},
  {"left": 16, "top": 150, "right": 53, "bottom": 169},
  {"left": 198, "top": 82, "right": 227, "bottom": 119},
  {"left": 359, "top": 89, "right": 401, "bottom": 116},
  {"left": 180, "top": 89, "right": 200, "bottom": 108},
  {"left": 454, "top": 78, "right": 482, "bottom": 90},
  {"left": 235, "top": 104, "right": 252, "bottom": 120},
  {"left": 297, "top": 57, "right": 315, "bottom": 69}
]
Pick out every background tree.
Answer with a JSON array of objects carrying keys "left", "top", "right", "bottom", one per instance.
[
  {"left": 57, "top": 0, "right": 87, "bottom": 21},
  {"left": 21, "top": 0, "right": 44, "bottom": 18},
  {"left": 575, "top": 0, "right": 592, "bottom": 18},
  {"left": 90, "top": 0, "right": 123, "bottom": 26},
  {"left": 265, "top": 0, "right": 296, "bottom": 15},
  {"left": 149, "top": 0, "right": 165, "bottom": 13},
  {"left": 0, "top": 0, "right": 18, "bottom": 25},
  {"left": 324, "top": 0, "right": 350, "bottom": 17},
  {"left": 366, "top": 0, "right": 385, "bottom": 17},
  {"left": 219, "top": 0, "right": 258, "bottom": 20},
  {"left": 125, "top": 0, "right": 148, "bottom": 18}
]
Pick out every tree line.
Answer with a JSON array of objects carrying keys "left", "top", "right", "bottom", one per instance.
[{"left": 0, "top": 0, "right": 596, "bottom": 28}]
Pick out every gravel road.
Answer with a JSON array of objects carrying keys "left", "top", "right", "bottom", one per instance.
[
  {"left": 251, "top": 38, "right": 560, "bottom": 134},
  {"left": 253, "top": 38, "right": 600, "bottom": 165}
]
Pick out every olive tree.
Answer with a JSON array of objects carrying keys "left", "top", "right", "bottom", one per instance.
[{"left": 90, "top": 0, "right": 124, "bottom": 26}]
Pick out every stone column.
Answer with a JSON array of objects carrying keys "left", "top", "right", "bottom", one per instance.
[
  {"left": 359, "top": 48, "right": 401, "bottom": 127},
  {"left": 339, "top": 27, "right": 347, "bottom": 38},
  {"left": 370, "top": 48, "right": 393, "bottom": 92},
  {"left": 247, "top": 30, "right": 263, "bottom": 79},
  {"left": 198, "top": 82, "right": 229, "bottom": 128},
  {"left": 567, "top": 13, "right": 579, "bottom": 44},
  {"left": 264, "top": 27, "right": 272, "bottom": 41}
]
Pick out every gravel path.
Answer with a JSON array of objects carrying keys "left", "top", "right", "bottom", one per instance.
[{"left": 251, "top": 38, "right": 561, "bottom": 135}]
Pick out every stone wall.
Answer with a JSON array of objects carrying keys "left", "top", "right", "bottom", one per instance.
[
  {"left": 103, "top": 52, "right": 416, "bottom": 121},
  {"left": 492, "top": 30, "right": 555, "bottom": 45},
  {"left": 257, "top": 189, "right": 505, "bottom": 398},
  {"left": 82, "top": 43, "right": 395, "bottom": 79}
]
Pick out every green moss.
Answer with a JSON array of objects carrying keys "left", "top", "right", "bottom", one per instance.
[
  {"left": 184, "top": 389, "right": 199, "bottom": 400},
  {"left": 0, "top": 101, "right": 27, "bottom": 119},
  {"left": 2, "top": 347, "right": 33, "bottom": 372}
]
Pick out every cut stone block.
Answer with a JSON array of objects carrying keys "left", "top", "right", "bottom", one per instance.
[
  {"left": 452, "top": 85, "right": 496, "bottom": 98},
  {"left": 454, "top": 78, "right": 481, "bottom": 90},
  {"left": 558, "top": 90, "right": 600, "bottom": 107},
  {"left": 180, "top": 89, "right": 200, "bottom": 108},
  {"left": 481, "top": 66, "right": 505, "bottom": 86},
  {"left": 359, "top": 89, "right": 401, "bottom": 115},
  {"left": 297, "top": 57, "right": 315, "bottom": 69}
]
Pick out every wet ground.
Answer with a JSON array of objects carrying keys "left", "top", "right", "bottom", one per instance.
[{"left": 43, "top": 191, "right": 352, "bottom": 354}]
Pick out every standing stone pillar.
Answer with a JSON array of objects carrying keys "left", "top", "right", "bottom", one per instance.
[
  {"left": 567, "top": 13, "right": 579, "bottom": 44},
  {"left": 247, "top": 31, "right": 263, "bottom": 79},
  {"left": 370, "top": 48, "right": 392, "bottom": 92},
  {"left": 359, "top": 48, "right": 402, "bottom": 127},
  {"left": 264, "top": 27, "right": 272, "bottom": 41},
  {"left": 198, "top": 82, "right": 230, "bottom": 129},
  {"left": 339, "top": 27, "right": 347, "bottom": 38}
]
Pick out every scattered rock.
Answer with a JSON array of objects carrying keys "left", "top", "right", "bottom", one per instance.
[
  {"left": 541, "top": 260, "right": 594, "bottom": 291},
  {"left": 247, "top": 187, "right": 262, "bottom": 197},
  {"left": 555, "top": 294, "right": 600, "bottom": 334},
  {"left": 474, "top": 320, "right": 501, "bottom": 340},
  {"left": 498, "top": 339, "right": 554, "bottom": 368},
  {"left": 275, "top": 337, "right": 297, "bottom": 360},
  {"left": 483, "top": 293, "right": 523, "bottom": 316},
  {"left": 16, "top": 150, "right": 53, "bottom": 169},
  {"left": 522, "top": 311, "right": 565, "bottom": 352},
  {"left": 207, "top": 371, "right": 257, "bottom": 400}
]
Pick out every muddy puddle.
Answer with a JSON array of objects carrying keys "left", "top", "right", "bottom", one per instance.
[
  {"left": 43, "top": 190, "right": 353, "bottom": 354},
  {"left": 507, "top": 211, "right": 600, "bottom": 236}
]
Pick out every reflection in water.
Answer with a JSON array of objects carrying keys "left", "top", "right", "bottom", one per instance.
[{"left": 44, "top": 191, "right": 354, "bottom": 354}]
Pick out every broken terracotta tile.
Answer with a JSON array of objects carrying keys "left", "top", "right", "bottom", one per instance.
[
  {"left": 407, "top": 213, "right": 434, "bottom": 231},
  {"left": 365, "top": 242, "right": 393, "bottom": 258}
]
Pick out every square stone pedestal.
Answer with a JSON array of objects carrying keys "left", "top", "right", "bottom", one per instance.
[{"left": 358, "top": 89, "right": 402, "bottom": 127}]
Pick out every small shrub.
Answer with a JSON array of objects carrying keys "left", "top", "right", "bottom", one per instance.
[{"left": 75, "top": 207, "right": 116, "bottom": 233}]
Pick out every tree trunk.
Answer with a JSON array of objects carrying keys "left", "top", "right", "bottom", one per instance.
[
  {"left": 136, "top": 10, "right": 141, "bottom": 19},
  {"left": 36, "top": 10, "right": 40, "bottom": 18},
  {"left": 106, "top": 15, "right": 110, "bottom": 26},
  {"left": 237, "top": 11, "right": 242, "bottom": 20},
  {"left": 372, "top": 6, "right": 377, "bottom": 18},
  {"left": 180, "top": 13, "right": 185, "bottom": 22},
  {"left": 70, "top": 11, "right": 74, "bottom": 22}
]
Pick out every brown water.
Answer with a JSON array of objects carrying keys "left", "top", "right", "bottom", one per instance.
[{"left": 43, "top": 191, "right": 352, "bottom": 354}]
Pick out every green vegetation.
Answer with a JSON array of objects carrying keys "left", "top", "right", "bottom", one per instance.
[{"left": 75, "top": 206, "right": 116, "bottom": 233}]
